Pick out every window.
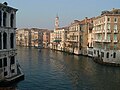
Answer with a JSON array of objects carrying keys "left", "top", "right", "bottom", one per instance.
[
  {"left": 114, "top": 24, "right": 117, "bottom": 31},
  {"left": 114, "top": 34, "right": 117, "bottom": 41},
  {"left": 11, "top": 69, "right": 15, "bottom": 73},
  {"left": 3, "top": 32, "right": 7, "bottom": 49},
  {"left": 3, "top": 58, "right": 7, "bottom": 67},
  {"left": 94, "top": 50, "right": 96, "bottom": 54},
  {"left": 4, "top": 71, "right": 7, "bottom": 76},
  {"left": 114, "top": 17, "right": 117, "bottom": 23},
  {"left": 107, "top": 17, "right": 110, "bottom": 22},
  {"left": 106, "top": 52, "right": 109, "bottom": 58},
  {"left": 10, "top": 33, "right": 14, "bottom": 48},
  {"left": 113, "top": 52, "right": 116, "bottom": 58},
  {"left": 0, "top": 11, "right": 1, "bottom": 26},
  {"left": 107, "top": 24, "right": 110, "bottom": 30},
  {"left": 10, "top": 56, "right": 15, "bottom": 65},
  {"left": 10, "top": 14, "right": 14, "bottom": 27},
  {"left": 101, "top": 52, "right": 104, "bottom": 57},
  {"left": 114, "top": 44, "right": 117, "bottom": 49},
  {"left": 0, "top": 59, "right": 2, "bottom": 68},
  {"left": 0, "top": 33, "right": 2, "bottom": 49},
  {"left": 107, "top": 34, "right": 110, "bottom": 41},
  {"left": 3, "top": 12, "right": 7, "bottom": 27}
]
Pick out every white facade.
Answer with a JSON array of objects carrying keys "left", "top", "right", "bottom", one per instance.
[{"left": 0, "top": 2, "right": 23, "bottom": 82}]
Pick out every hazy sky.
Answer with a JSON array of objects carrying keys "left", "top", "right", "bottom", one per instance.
[{"left": 1, "top": 0, "right": 120, "bottom": 29}]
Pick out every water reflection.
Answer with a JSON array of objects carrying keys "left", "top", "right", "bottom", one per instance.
[{"left": 16, "top": 47, "right": 120, "bottom": 90}]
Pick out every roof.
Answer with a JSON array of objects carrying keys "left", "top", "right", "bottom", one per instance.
[{"left": 0, "top": 2, "right": 18, "bottom": 11}]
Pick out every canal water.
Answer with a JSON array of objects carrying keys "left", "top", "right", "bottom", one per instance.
[{"left": 3, "top": 47, "right": 120, "bottom": 90}]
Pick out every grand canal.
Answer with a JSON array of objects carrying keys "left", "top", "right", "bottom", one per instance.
[{"left": 3, "top": 47, "right": 120, "bottom": 90}]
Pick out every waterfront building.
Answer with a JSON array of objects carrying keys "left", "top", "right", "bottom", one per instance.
[
  {"left": 0, "top": 2, "right": 24, "bottom": 85},
  {"left": 50, "top": 16, "right": 68, "bottom": 51},
  {"left": 16, "top": 28, "right": 50, "bottom": 48},
  {"left": 66, "top": 20, "right": 81, "bottom": 54},
  {"left": 50, "top": 31, "right": 55, "bottom": 49},
  {"left": 93, "top": 8, "right": 120, "bottom": 64},
  {"left": 16, "top": 28, "right": 30, "bottom": 46},
  {"left": 54, "top": 27, "right": 68, "bottom": 51},
  {"left": 66, "top": 17, "right": 93, "bottom": 55},
  {"left": 43, "top": 30, "right": 51, "bottom": 48}
]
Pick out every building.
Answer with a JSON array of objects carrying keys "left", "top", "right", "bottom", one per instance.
[
  {"left": 0, "top": 2, "right": 24, "bottom": 85},
  {"left": 54, "top": 27, "right": 68, "bottom": 51},
  {"left": 43, "top": 30, "right": 51, "bottom": 48},
  {"left": 16, "top": 28, "right": 50, "bottom": 48},
  {"left": 16, "top": 28, "right": 30, "bottom": 46},
  {"left": 50, "top": 16, "right": 68, "bottom": 51},
  {"left": 93, "top": 8, "right": 120, "bottom": 64},
  {"left": 66, "top": 17, "right": 93, "bottom": 55}
]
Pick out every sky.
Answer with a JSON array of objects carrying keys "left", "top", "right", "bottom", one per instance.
[{"left": 0, "top": 0, "right": 120, "bottom": 30}]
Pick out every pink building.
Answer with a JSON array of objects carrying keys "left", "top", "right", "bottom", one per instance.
[{"left": 43, "top": 30, "right": 51, "bottom": 48}]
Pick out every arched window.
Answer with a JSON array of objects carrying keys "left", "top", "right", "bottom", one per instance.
[
  {"left": 113, "top": 52, "right": 116, "bottom": 58},
  {"left": 10, "top": 14, "right": 14, "bottom": 27},
  {"left": 106, "top": 52, "right": 109, "bottom": 58},
  {"left": 0, "top": 33, "right": 2, "bottom": 49},
  {"left": 10, "top": 33, "right": 14, "bottom": 48},
  {"left": 3, "top": 58, "right": 7, "bottom": 67},
  {"left": 3, "top": 32, "right": 7, "bottom": 49},
  {"left": 0, "top": 11, "right": 2, "bottom": 26},
  {"left": 3, "top": 12, "right": 7, "bottom": 27},
  {"left": 10, "top": 56, "right": 15, "bottom": 65}
]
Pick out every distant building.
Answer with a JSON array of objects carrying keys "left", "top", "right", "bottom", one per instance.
[
  {"left": 16, "top": 28, "right": 30, "bottom": 46},
  {"left": 0, "top": 2, "right": 24, "bottom": 85},
  {"left": 50, "top": 16, "right": 68, "bottom": 51},
  {"left": 43, "top": 30, "right": 51, "bottom": 48},
  {"left": 93, "top": 8, "right": 120, "bottom": 64},
  {"left": 16, "top": 28, "right": 50, "bottom": 48},
  {"left": 66, "top": 17, "right": 94, "bottom": 55}
]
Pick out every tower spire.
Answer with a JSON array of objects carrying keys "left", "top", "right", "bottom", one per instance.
[{"left": 55, "top": 14, "right": 59, "bottom": 30}]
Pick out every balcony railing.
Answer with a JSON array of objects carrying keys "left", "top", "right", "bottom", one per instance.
[
  {"left": 103, "top": 39, "right": 111, "bottom": 43},
  {"left": 113, "top": 40, "right": 118, "bottom": 43}
]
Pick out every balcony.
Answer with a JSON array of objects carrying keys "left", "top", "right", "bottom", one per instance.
[
  {"left": 94, "top": 39, "right": 102, "bottom": 42},
  {"left": 66, "top": 39, "right": 78, "bottom": 42},
  {"left": 103, "top": 39, "right": 111, "bottom": 43},
  {"left": 95, "top": 30, "right": 102, "bottom": 33},
  {"left": 113, "top": 40, "right": 118, "bottom": 43}
]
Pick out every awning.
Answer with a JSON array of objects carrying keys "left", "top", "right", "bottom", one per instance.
[{"left": 53, "top": 40, "right": 61, "bottom": 42}]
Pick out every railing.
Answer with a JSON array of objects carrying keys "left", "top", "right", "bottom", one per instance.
[
  {"left": 103, "top": 39, "right": 111, "bottom": 43},
  {"left": 113, "top": 40, "right": 118, "bottom": 43}
]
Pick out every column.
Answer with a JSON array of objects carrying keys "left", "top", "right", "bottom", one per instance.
[
  {"left": 1, "top": 32, "right": 3, "bottom": 49},
  {"left": 1, "top": 11, "right": 3, "bottom": 27},
  {"left": 7, "top": 12, "right": 10, "bottom": 27},
  {"left": 14, "top": 13, "right": 16, "bottom": 28}
]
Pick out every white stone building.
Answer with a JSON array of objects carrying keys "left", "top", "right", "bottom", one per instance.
[{"left": 0, "top": 2, "right": 24, "bottom": 85}]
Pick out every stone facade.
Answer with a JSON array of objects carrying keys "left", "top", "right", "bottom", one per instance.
[
  {"left": 93, "top": 8, "right": 120, "bottom": 64},
  {"left": 0, "top": 2, "right": 24, "bottom": 82},
  {"left": 16, "top": 28, "right": 50, "bottom": 48}
]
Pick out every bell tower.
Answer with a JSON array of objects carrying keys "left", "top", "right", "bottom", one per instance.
[{"left": 55, "top": 15, "right": 59, "bottom": 30}]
